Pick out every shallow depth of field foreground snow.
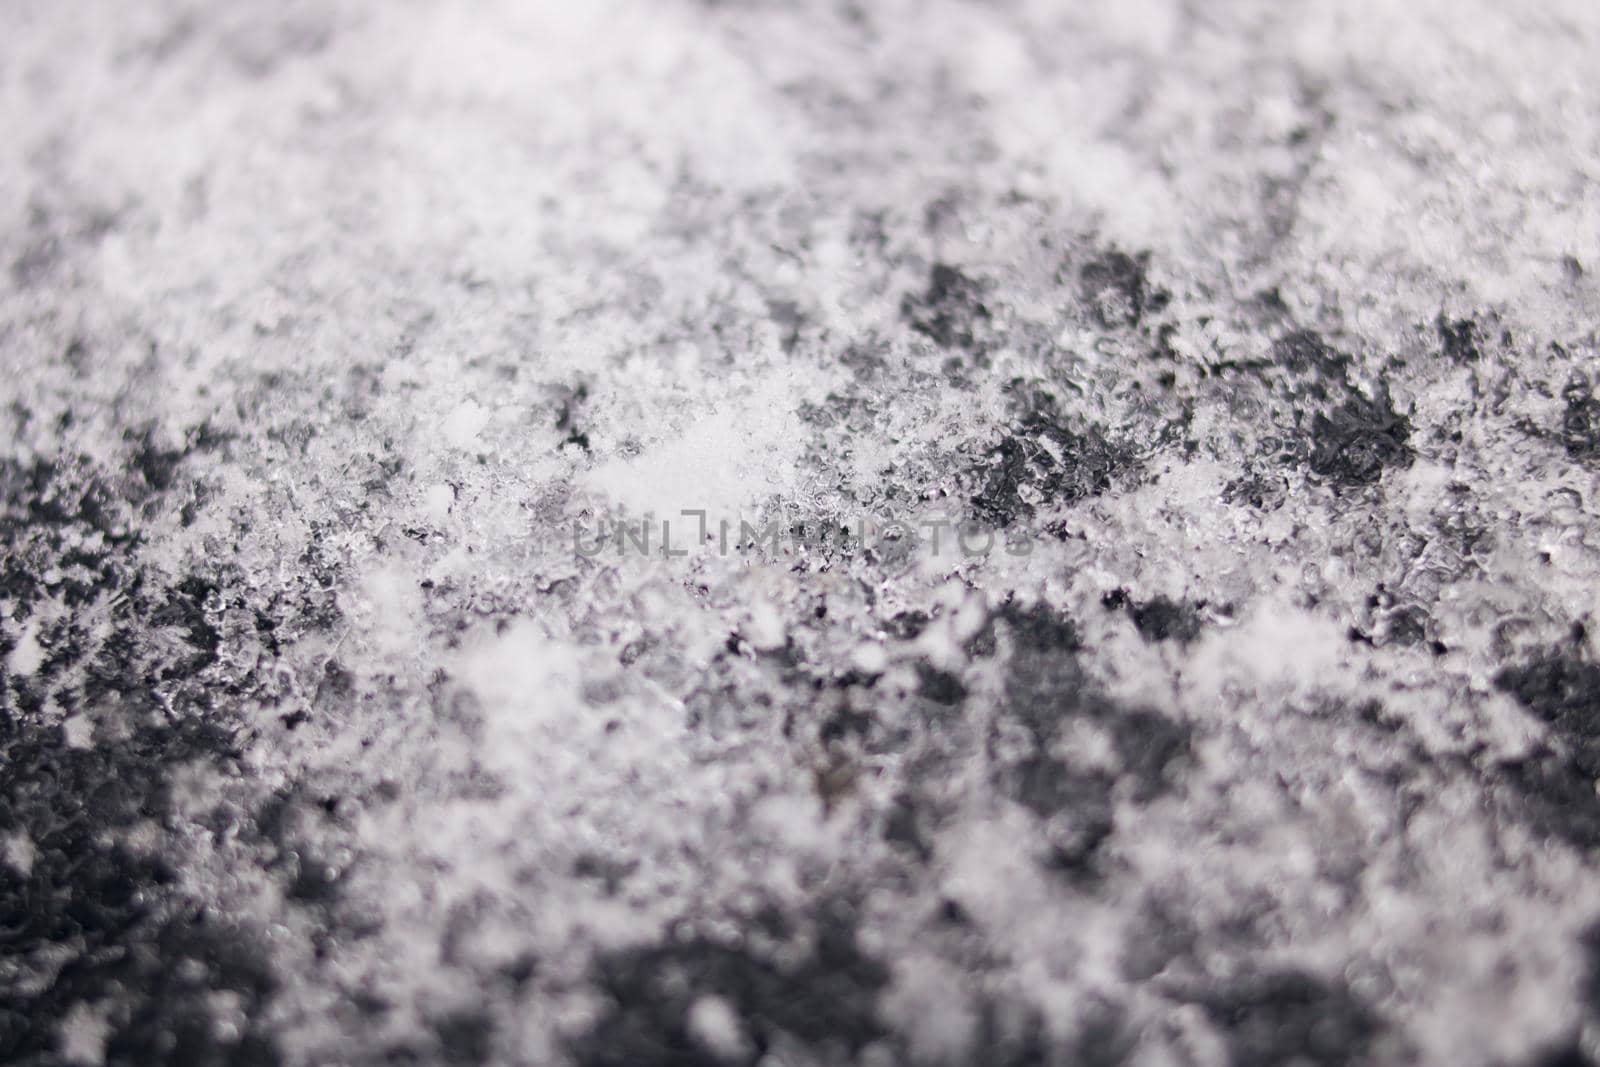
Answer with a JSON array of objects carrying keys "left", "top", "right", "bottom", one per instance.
[{"left": 4, "top": 1, "right": 1600, "bottom": 1065}]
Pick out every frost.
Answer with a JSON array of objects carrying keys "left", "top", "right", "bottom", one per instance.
[{"left": 3, "top": 0, "right": 1600, "bottom": 1064}]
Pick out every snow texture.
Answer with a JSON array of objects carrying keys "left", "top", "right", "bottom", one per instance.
[{"left": 3, "top": 1, "right": 1600, "bottom": 1065}]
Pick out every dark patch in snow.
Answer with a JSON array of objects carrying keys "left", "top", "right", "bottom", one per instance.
[
  {"left": 1493, "top": 650, "right": 1600, "bottom": 848},
  {"left": 885, "top": 610, "right": 931, "bottom": 640},
  {"left": 0, "top": 456, "right": 135, "bottom": 613},
  {"left": 1184, "top": 970, "right": 1384, "bottom": 1067},
  {"left": 999, "top": 599, "right": 1082, "bottom": 655},
  {"left": 970, "top": 407, "right": 1134, "bottom": 528},
  {"left": 1497, "top": 652, "right": 1600, "bottom": 781},
  {"left": 900, "top": 263, "right": 991, "bottom": 352},
  {"left": 1129, "top": 595, "right": 1204, "bottom": 645},
  {"left": 1223, "top": 470, "right": 1290, "bottom": 511},
  {"left": 1077, "top": 249, "right": 1166, "bottom": 330},
  {"left": 555, "top": 384, "right": 591, "bottom": 452},
  {"left": 1437, "top": 315, "right": 1482, "bottom": 364},
  {"left": 1307, "top": 389, "right": 1413, "bottom": 488},
  {"left": 992, "top": 600, "right": 1189, "bottom": 877},
  {"left": 1561, "top": 374, "right": 1600, "bottom": 464},
  {"left": 433, "top": 1012, "right": 495, "bottom": 1065},
  {"left": 0, "top": 717, "right": 280, "bottom": 1066},
  {"left": 573, "top": 902, "right": 888, "bottom": 1067},
  {"left": 915, "top": 662, "right": 966, "bottom": 706}
]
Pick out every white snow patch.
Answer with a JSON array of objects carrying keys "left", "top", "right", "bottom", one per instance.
[
  {"left": 56, "top": 1002, "right": 111, "bottom": 1067},
  {"left": 441, "top": 399, "right": 490, "bottom": 451},
  {"left": 742, "top": 598, "right": 786, "bottom": 652},
  {"left": 851, "top": 642, "right": 888, "bottom": 674},
  {"left": 881, "top": 955, "right": 979, "bottom": 1064},
  {"left": 453, "top": 620, "right": 588, "bottom": 780},
  {"left": 1186, "top": 598, "right": 1350, "bottom": 705},
  {"left": 751, "top": 792, "right": 832, "bottom": 854},
  {"left": 62, "top": 715, "right": 95, "bottom": 750},
  {"left": 7, "top": 619, "right": 44, "bottom": 677},
  {"left": 582, "top": 377, "right": 805, "bottom": 529},
  {"left": 421, "top": 483, "right": 454, "bottom": 523},
  {"left": 2, "top": 831, "right": 35, "bottom": 876},
  {"left": 686, "top": 995, "right": 749, "bottom": 1062},
  {"left": 358, "top": 563, "right": 424, "bottom": 658}
]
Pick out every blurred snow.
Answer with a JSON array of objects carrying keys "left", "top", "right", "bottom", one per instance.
[{"left": 3, "top": 1, "right": 1600, "bottom": 1065}]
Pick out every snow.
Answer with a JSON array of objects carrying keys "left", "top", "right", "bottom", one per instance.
[{"left": 4, "top": 1, "right": 1600, "bottom": 1064}]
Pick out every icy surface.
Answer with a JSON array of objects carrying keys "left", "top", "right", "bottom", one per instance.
[{"left": 3, "top": 1, "right": 1600, "bottom": 1064}]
